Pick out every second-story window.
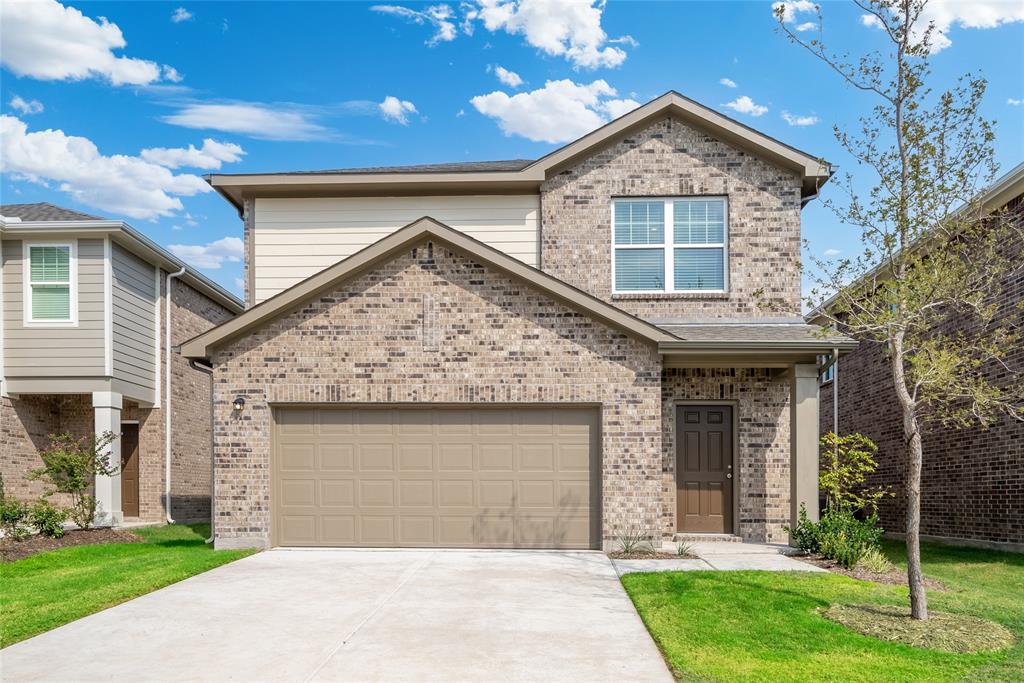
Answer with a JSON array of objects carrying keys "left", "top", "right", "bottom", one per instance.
[
  {"left": 25, "top": 243, "right": 76, "bottom": 325},
  {"left": 612, "top": 198, "right": 727, "bottom": 293}
]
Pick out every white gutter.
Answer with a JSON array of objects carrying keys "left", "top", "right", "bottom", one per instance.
[{"left": 165, "top": 266, "right": 186, "bottom": 524}]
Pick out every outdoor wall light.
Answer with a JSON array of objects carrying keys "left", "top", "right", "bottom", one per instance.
[{"left": 232, "top": 396, "right": 246, "bottom": 412}]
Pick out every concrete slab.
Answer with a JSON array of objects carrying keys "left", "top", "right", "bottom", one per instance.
[
  {"left": 2, "top": 549, "right": 672, "bottom": 683},
  {"left": 700, "top": 553, "right": 825, "bottom": 572},
  {"left": 613, "top": 558, "right": 712, "bottom": 575}
]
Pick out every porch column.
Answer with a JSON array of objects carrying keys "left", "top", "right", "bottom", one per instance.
[
  {"left": 92, "top": 391, "right": 123, "bottom": 527},
  {"left": 790, "top": 364, "right": 820, "bottom": 537}
]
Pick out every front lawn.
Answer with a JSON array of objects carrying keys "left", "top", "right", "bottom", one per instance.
[
  {"left": 621, "top": 540, "right": 1023, "bottom": 682},
  {"left": 1, "top": 523, "right": 254, "bottom": 647}
]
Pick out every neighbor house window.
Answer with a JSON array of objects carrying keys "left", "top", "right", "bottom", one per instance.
[
  {"left": 25, "top": 243, "right": 76, "bottom": 324},
  {"left": 818, "top": 354, "right": 835, "bottom": 385},
  {"left": 613, "top": 198, "right": 727, "bottom": 293}
]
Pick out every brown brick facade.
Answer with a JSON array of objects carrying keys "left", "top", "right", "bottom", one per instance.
[
  {"left": 540, "top": 116, "right": 803, "bottom": 320},
  {"left": 820, "top": 196, "right": 1023, "bottom": 547},
  {"left": 662, "top": 368, "right": 792, "bottom": 542},
  {"left": 211, "top": 240, "right": 665, "bottom": 548}
]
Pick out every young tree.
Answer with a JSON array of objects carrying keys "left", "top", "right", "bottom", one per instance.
[
  {"left": 29, "top": 431, "right": 118, "bottom": 530},
  {"left": 775, "top": 0, "right": 1023, "bottom": 619}
]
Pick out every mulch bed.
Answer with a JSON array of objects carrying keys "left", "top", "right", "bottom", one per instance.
[
  {"left": 823, "top": 603, "right": 1015, "bottom": 653},
  {"left": 1, "top": 528, "right": 142, "bottom": 563},
  {"left": 608, "top": 551, "right": 699, "bottom": 560},
  {"left": 798, "top": 554, "right": 946, "bottom": 590}
]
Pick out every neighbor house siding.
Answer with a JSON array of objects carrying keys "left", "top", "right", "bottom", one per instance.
[
  {"left": 540, "top": 116, "right": 804, "bottom": 320},
  {"left": 1, "top": 237, "right": 106, "bottom": 378},
  {"left": 251, "top": 195, "right": 540, "bottom": 303},
  {"left": 111, "top": 242, "right": 158, "bottom": 399}
]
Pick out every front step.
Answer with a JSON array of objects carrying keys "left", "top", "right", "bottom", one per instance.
[{"left": 672, "top": 533, "right": 742, "bottom": 543}]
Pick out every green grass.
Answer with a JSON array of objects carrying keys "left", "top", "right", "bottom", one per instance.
[
  {"left": 621, "top": 540, "right": 1024, "bottom": 682},
  {"left": 1, "top": 524, "right": 255, "bottom": 647}
]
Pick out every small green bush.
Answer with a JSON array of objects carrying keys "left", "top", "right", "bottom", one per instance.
[
  {"left": 29, "top": 431, "right": 118, "bottom": 530},
  {"left": 0, "top": 476, "right": 31, "bottom": 541},
  {"left": 616, "top": 528, "right": 655, "bottom": 554},
  {"left": 785, "top": 505, "right": 883, "bottom": 569},
  {"left": 858, "top": 546, "right": 896, "bottom": 573},
  {"left": 30, "top": 499, "right": 68, "bottom": 538}
]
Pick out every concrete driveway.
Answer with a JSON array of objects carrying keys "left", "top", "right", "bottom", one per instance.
[{"left": 2, "top": 549, "right": 672, "bottom": 682}]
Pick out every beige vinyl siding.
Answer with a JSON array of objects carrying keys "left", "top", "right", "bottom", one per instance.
[
  {"left": 252, "top": 195, "right": 540, "bottom": 303},
  {"left": 1, "top": 237, "right": 106, "bottom": 377},
  {"left": 111, "top": 242, "right": 157, "bottom": 394}
]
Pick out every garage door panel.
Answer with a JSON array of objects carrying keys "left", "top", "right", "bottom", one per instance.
[
  {"left": 320, "top": 479, "right": 355, "bottom": 507},
  {"left": 273, "top": 407, "right": 599, "bottom": 548}
]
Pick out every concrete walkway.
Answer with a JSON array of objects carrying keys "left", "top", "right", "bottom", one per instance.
[
  {"left": 2, "top": 549, "right": 672, "bottom": 683},
  {"left": 614, "top": 541, "right": 826, "bottom": 575}
]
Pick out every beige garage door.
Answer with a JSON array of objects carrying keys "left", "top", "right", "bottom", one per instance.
[{"left": 272, "top": 406, "right": 600, "bottom": 549}]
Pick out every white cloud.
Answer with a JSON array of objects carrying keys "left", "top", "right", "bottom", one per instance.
[
  {"left": 795, "top": 21, "right": 817, "bottom": 31},
  {"left": 233, "top": 277, "right": 245, "bottom": 291},
  {"left": 171, "top": 7, "right": 193, "bottom": 23},
  {"left": 467, "top": 0, "right": 631, "bottom": 69},
  {"left": 470, "top": 79, "right": 639, "bottom": 144},
  {"left": 375, "top": 1, "right": 633, "bottom": 69},
  {"left": 162, "top": 102, "right": 331, "bottom": 141},
  {"left": 719, "top": 77, "right": 737, "bottom": 88},
  {"left": 823, "top": 248, "right": 841, "bottom": 257},
  {"left": 167, "top": 236, "right": 243, "bottom": 270},
  {"left": 140, "top": 139, "right": 246, "bottom": 170},
  {"left": 10, "top": 96, "right": 44, "bottom": 115},
  {"left": 860, "top": 1, "right": 1024, "bottom": 52},
  {"left": 1008, "top": 98, "right": 1023, "bottom": 106},
  {"left": 371, "top": 4, "right": 457, "bottom": 45},
  {"left": 724, "top": 95, "right": 768, "bottom": 117},
  {"left": 0, "top": 0, "right": 168, "bottom": 85},
  {"left": 162, "top": 66, "right": 184, "bottom": 83},
  {"left": 0, "top": 115, "right": 211, "bottom": 220},
  {"left": 782, "top": 111, "right": 819, "bottom": 126},
  {"left": 379, "top": 96, "right": 418, "bottom": 124},
  {"left": 494, "top": 65, "right": 523, "bottom": 88}
]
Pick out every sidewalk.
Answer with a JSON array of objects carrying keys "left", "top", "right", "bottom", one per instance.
[{"left": 613, "top": 541, "right": 826, "bottom": 576}]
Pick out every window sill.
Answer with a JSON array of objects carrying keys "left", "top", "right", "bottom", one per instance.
[{"left": 611, "top": 292, "right": 730, "bottom": 300}]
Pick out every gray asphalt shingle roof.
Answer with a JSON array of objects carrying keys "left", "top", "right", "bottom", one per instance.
[
  {"left": 266, "top": 159, "right": 536, "bottom": 176},
  {"left": 655, "top": 321, "right": 853, "bottom": 344},
  {"left": 1, "top": 202, "right": 104, "bottom": 222}
]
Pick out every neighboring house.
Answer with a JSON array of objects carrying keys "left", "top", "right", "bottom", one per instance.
[
  {"left": 181, "top": 91, "right": 855, "bottom": 551},
  {"left": 0, "top": 203, "right": 244, "bottom": 525},
  {"left": 816, "top": 163, "right": 1024, "bottom": 551}
]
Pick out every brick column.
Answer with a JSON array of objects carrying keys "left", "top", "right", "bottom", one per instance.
[
  {"left": 790, "top": 364, "right": 819, "bottom": 539},
  {"left": 92, "top": 391, "right": 123, "bottom": 527}
]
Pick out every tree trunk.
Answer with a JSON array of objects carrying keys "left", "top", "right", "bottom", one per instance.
[{"left": 889, "top": 332, "right": 929, "bottom": 620}]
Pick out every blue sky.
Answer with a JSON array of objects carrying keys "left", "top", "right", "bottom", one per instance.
[{"left": 2, "top": 0, "right": 1022, "bottom": 298}]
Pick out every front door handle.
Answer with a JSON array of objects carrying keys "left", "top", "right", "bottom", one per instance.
[{"left": 726, "top": 473, "right": 732, "bottom": 479}]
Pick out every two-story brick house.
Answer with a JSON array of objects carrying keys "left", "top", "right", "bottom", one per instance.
[
  {"left": 1, "top": 204, "right": 243, "bottom": 525},
  {"left": 181, "top": 92, "right": 854, "bottom": 550},
  {"left": 817, "top": 162, "right": 1024, "bottom": 551}
]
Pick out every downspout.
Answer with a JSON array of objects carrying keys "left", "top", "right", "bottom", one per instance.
[
  {"left": 833, "top": 346, "right": 840, "bottom": 457},
  {"left": 189, "top": 358, "right": 216, "bottom": 544},
  {"left": 164, "top": 266, "right": 186, "bottom": 524}
]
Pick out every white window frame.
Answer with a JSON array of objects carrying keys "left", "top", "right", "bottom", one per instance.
[
  {"left": 23, "top": 240, "right": 78, "bottom": 327},
  {"left": 611, "top": 196, "right": 729, "bottom": 295}
]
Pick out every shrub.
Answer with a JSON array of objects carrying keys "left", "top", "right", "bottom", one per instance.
[
  {"left": 0, "top": 475, "right": 31, "bottom": 541},
  {"left": 616, "top": 528, "right": 655, "bottom": 554},
  {"left": 30, "top": 499, "right": 68, "bottom": 538},
  {"left": 819, "top": 432, "right": 892, "bottom": 515},
  {"left": 786, "top": 504, "right": 820, "bottom": 553},
  {"left": 785, "top": 505, "right": 884, "bottom": 569},
  {"left": 858, "top": 546, "right": 896, "bottom": 573},
  {"left": 28, "top": 431, "right": 118, "bottom": 530},
  {"left": 675, "top": 541, "right": 695, "bottom": 557}
]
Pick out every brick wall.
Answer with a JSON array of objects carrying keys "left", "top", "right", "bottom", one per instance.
[
  {"left": 0, "top": 394, "right": 91, "bottom": 508},
  {"left": 210, "top": 240, "right": 664, "bottom": 548},
  {"left": 540, "top": 116, "right": 803, "bottom": 320},
  {"left": 820, "top": 197, "right": 1023, "bottom": 545},
  {"left": 662, "top": 368, "right": 792, "bottom": 542}
]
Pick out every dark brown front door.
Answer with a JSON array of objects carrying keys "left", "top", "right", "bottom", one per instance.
[
  {"left": 676, "top": 406, "right": 733, "bottom": 533},
  {"left": 120, "top": 424, "right": 140, "bottom": 518}
]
